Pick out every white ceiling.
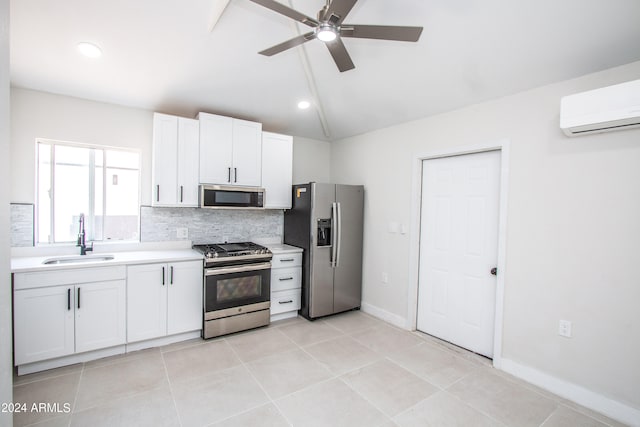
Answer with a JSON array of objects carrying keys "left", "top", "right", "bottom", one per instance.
[{"left": 10, "top": 0, "right": 640, "bottom": 141}]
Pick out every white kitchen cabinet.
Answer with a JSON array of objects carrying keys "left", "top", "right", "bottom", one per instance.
[
  {"left": 268, "top": 246, "right": 303, "bottom": 321},
  {"left": 14, "top": 286, "right": 75, "bottom": 365},
  {"left": 152, "top": 113, "right": 200, "bottom": 207},
  {"left": 127, "top": 260, "right": 202, "bottom": 343},
  {"left": 261, "top": 132, "right": 293, "bottom": 209},
  {"left": 198, "top": 112, "right": 262, "bottom": 187},
  {"left": 13, "top": 275, "right": 126, "bottom": 366}
]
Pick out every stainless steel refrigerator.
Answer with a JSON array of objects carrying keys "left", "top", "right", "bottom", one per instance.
[{"left": 284, "top": 183, "right": 364, "bottom": 320}]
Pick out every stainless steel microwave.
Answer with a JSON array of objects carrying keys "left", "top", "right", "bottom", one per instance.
[{"left": 199, "top": 185, "right": 265, "bottom": 209}]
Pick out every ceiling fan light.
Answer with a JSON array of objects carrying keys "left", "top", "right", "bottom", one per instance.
[{"left": 317, "top": 25, "right": 337, "bottom": 42}]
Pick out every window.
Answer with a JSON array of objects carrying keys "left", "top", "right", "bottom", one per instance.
[{"left": 37, "top": 140, "right": 140, "bottom": 244}]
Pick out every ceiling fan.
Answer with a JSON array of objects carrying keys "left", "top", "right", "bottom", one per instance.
[{"left": 248, "top": 0, "right": 423, "bottom": 72}]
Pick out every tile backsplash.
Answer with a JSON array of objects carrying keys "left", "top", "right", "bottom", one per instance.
[
  {"left": 10, "top": 204, "right": 283, "bottom": 247},
  {"left": 139, "top": 206, "right": 283, "bottom": 244},
  {"left": 10, "top": 204, "right": 34, "bottom": 247}
]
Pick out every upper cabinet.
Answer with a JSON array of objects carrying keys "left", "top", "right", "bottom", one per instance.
[
  {"left": 152, "top": 113, "right": 199, "bottom": 207},
  {"left": 198, "top": 112, "right": 262, "bottom": 187},
  {"left": 261, "top": 132, "right": 293, "bottom": 209}
]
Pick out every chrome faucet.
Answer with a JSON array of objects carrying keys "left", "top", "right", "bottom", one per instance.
[{"left": 77, "top": 213, "right": 93, "bottom": 255}]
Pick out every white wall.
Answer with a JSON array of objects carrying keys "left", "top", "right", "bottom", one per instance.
[
  {"left": 10, "top": 88, "right": 154, "bottom": 205},
  {"left": 1, "top": 0, "right": 13, "bottom": 424},
  {"left": 292, "top": 136, "right": 331, "bottom": 184},
  {"left": 331, "top": 61, "right": 640, "bottom": 418}
]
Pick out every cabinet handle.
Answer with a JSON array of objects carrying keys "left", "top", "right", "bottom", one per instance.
[
  {"left": 162, "top": 267, "right": 165, "bottom": 286},
  {"left": 68, "top": 288, "right": 71, "bottom": 311},
  {"left": 170, "top": 266, "right": 174, "bottom": 285},
  {"left": 234, "top": 168, "right": 237, "bottom": 183},
  {"left": 279, "top": 300, "right": 293, "bottom": 304},
  {"left": 180, "top": 186, "right": 184, "bottom": 203},
  {"left": 228, "top": 167, "right": 231, "bottom": 183},
  {"left": 279, "top": 277, "right": 294, "bottom": 281},
  {"left": 156, "top": 185, "right": 160, "bottom": 202},
  {"left": 77, "top": 288, "right": 81, "bottom": 309},
  {"left": 280, "top": 258, "right": 295, "bottom": 262}
]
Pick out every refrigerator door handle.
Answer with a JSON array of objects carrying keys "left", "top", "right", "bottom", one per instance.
[
  {"left": 331, "top": 202, "right": 338, "bottom": 268},
  {"left": 335, "top": 202, "right": 342, "bottom": 268}
]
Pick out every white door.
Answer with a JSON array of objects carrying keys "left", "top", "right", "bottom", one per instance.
[
  {"left": 152, "top": 113, "right": 178, "bottom": 206},
  {"left": 232, "top": 118, "right": 262, "bottom": 186},
  {"left": 75, "top": 280, "right": 126, "bottom": 353},
  {"left": 177, "top": 117, "right": 200, "bottom": 206},
  {"left": 199, "top": 113, "right": 233, "bottom": 185},
  {"left": 127, "top": 264, "right": 168, "bottom": 342},
  {"left": 13, "top": 286, "right": 75, "bottom": 365},
  {"left": 417, "top": 150, "right": 501, "bottom": 358},
  {"left": 167, "top": 260, "right": 203, "bottom": 335},
  {"left": 261, "top": 132, "right": 293, "bottom": 209}
]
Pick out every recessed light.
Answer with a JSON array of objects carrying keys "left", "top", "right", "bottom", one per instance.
[
  {"left": 297, "top": 100, "right": 311, "bottom": 110},
  {"left": 77, "top": 42, "right": 102, "bottom": 58}
]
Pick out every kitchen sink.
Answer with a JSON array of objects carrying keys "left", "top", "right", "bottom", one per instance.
[{"left": 42, "top": 255, "right": 115, "bottom": 265}]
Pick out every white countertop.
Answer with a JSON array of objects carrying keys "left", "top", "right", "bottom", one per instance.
[
  {"left": 11, "top": 249, "right": 204, "bottom": 273},
  {"left": 266, "top": 243, "right": 303, "bottom": 254}
]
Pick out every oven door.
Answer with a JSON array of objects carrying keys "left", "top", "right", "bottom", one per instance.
[{"left": 204, "top": 262, "right": 271, "bottom": 315}]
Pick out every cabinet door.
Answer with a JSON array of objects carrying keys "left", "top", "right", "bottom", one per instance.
[
  {"left": 152, "top": 113, "right": 179, "bottom": 206},
  {"left": 127, "top": 264, "right": 168, "bottom": 343},
  {"left": 75, "top": 280, "right": 126, "bottom": 353},
  {"left": 261, "top": 132, "right": 293, "bottom": 209},
  {"left": 199, "top": 113, "right": 233, "bottom": 185},
  {"left": 14, "top": 286, "right": 75, "bottom": 365},
  {"left": 167, "top": 261, "right": 203, "bottom": 335},
  {"left": 232, "top": 119, "right": 262, "bottom": 186},
  {"left": 177, "top": 117, "right": 200, "bottom": 206}
]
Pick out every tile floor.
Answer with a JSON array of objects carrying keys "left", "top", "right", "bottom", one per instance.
[{"left": 12, "top": 311, "right": 628, "bottom": 427}]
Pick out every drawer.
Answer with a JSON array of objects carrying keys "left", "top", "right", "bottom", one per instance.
[
  {"left": 271, "top": 267, "right": 301, "bottom": 292},
  {"left": 14, "top": 266, "right": 127, "bottom": 290},
  {"left": 271, "top": 289, "right": 301, "bottom": 315},
  {"left": 271, "top": 252, "right": 302, "bottom": 269}
]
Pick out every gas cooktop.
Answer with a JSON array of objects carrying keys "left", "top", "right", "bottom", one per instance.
[{"left": 193, "top": 242, "right": 272, "bottom": 265}]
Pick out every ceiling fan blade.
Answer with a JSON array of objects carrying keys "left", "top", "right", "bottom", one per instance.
[
  {"left": 340, "top": 24, "right": 423, "bottom": 42},
  {"left": 325, "top": 38, "right": 355, "bottom": 72},
  {"left": 323, "top": 0, "right": 358, "bottom": 24},
  {"left": 259, "top": 32, "right": 316, "bottom": 56},
  {"left": 248, "top": 0, "right": 319, "bottom": 27}
]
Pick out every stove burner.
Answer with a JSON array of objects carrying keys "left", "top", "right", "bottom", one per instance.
[{"left": 193, "top": 241, "right": 272, "bottom": 266}]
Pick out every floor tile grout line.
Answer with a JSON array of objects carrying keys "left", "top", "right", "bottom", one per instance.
[
  {"left": 441, "top": 388, "right": 512, "bottom": 427},
  {"left": 160, "top": 349, "right": 184, "bottom": 427},
  {"left": 69, "top": 363, "right": 84, "bottom": 413},
  {"left": 225, "top": 338, "right": 295, "bottom": 427},
  {"left": 389, "top": 388, "right": 443, "bottom": 422},
  {"left": 334, "top": 376, "right": 395, "bottom": 423},
  {"left": 538, "top": 407, "right": 558, "bottom": 427},
  {"left": 555, "top": 401, "right": 622, "bottom": 427}
]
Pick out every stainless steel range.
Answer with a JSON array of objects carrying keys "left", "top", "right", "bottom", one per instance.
[{"left": 193, "top": 242, "right": 272, "bottom": 339}]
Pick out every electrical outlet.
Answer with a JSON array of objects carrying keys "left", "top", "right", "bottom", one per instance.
[
  {"left": 176, "top": 228, "right": 188, "bottom": 239},
  {"left": 381, "top": 272, "right": 389, "bottom": 284},
  {"left": 558, "top": 319, "right": 572, "bottom": 338}
]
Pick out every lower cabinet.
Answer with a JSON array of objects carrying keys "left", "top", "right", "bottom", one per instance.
[
  {"left": 127, "top": 260, "right": 202, "bottom": 343},
  {"left": 13, "top": 279, "right": 126, "bottom": 365},
  {"left": 270, "top": 251, "right": 303, "bottom": 320}
]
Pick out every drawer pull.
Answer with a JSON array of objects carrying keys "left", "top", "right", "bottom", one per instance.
[
  {"left": 279, "top": 277, "right": 294, "bottom": 281},
  {"left": 280, "top": 258, "right": 295, "bottom": 262},
  {"left": 279, "top": 300, "right": 294, "bottom": 304}
]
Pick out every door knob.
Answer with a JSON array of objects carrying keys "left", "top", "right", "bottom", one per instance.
[{"left": 490, "top": 267, "right": 497, "bottom": 276}]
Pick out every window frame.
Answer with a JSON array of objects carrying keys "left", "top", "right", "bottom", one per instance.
[{"left": 35, "top": 138, "right": 142, "bottom": 245}]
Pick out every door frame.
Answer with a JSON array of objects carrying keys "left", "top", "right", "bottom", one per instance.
[{"left": 407, "top": 139, "right": 510, "bottom": 368}]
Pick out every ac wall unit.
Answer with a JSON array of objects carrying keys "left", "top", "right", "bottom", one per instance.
[{"left": 560, "top": 79, "right": 640, "bottom": 136}]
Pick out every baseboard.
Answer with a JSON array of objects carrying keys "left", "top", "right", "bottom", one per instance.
[
  {"left": 360, "top": 302, "right": 408, "bottom": 330},
  {"left": 500, "top": 358, "right": 640, "bottom": 427}
]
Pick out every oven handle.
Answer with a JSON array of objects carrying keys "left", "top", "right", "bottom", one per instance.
[{"left": 205, "top": 262, "right": 272, "bottom": 276}]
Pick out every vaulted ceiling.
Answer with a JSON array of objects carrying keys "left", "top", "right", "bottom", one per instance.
[{"left": 10, "top": 0, "right": 640, "bottom": 141}]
